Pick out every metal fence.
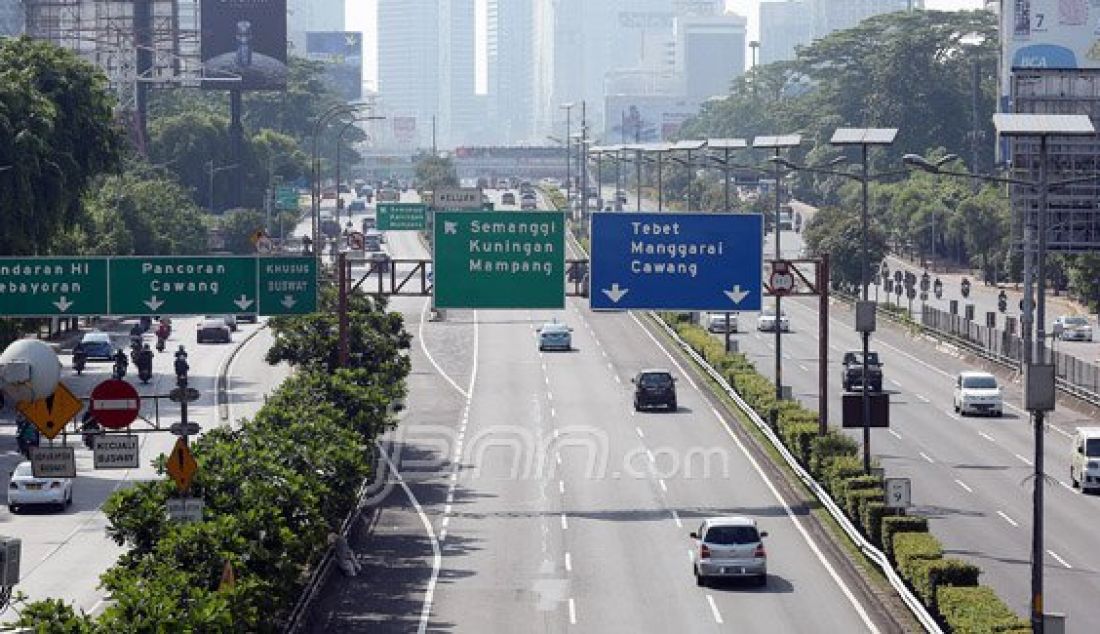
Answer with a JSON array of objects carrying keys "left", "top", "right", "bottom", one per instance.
[{"left": 921, "top": 305, "right": 1100, "bottom": 399}]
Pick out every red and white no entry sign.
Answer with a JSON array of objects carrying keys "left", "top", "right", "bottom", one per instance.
[{"left": 89, "top": 379, "right": 141, "bottom": 429}]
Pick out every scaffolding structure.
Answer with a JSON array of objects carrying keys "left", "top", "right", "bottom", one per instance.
[
  {"left": 1011, "top": 69, "right": 1100, "bottom": 251},
  {"left": 23, "top": 0, "right": 202, "bottom": 149}
]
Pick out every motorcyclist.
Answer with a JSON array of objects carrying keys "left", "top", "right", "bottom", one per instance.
[
  {"left": 72, "top": 342, "right": 87, "bottom": 375},
  {"left": 129, "top": 322, "right": 143, "bottom": 348},
  {"left": 137, "top": 343, "right": 154, "bottom": 383},
  {"left": 155, "top": 320, "right": 170, "bottom": 352},
  {"left": 174, "top": 345, "right": 189, "bottom": 382},
  {"left": 113, "top": 348, "right": 129, "bottom": 379}
]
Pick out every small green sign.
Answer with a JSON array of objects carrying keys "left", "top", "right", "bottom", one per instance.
[
  {"left": 0, "top": 258, "right": 108, "bottom": 316},
  {"left": 275, "top": 187, "right": 299, "bottom": 211},
  {"left": 433, "top": 211, "right": 565, "bottom": 309},
  {"left": 377, "top": 203, "right": 428, "bottom": 230},
  {"left": 109, "top": 256, "right": 258, "bottom": 315},
  {"left": 258, "top": 257, "right": 318, "bottom": 314}
]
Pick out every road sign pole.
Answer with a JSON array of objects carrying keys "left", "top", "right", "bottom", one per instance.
[
  {"left": 819, "top": 254, "right": 830, "bottom": 435},
  {"left": 338, "top": 252, "right": 349, "bottom": 367},
  {"left": 773, "top": 151, "right": 784, "bottom": 413}
]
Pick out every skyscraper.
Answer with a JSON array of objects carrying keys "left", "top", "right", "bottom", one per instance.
[
  {"left": 759, "top": 1, "right": 810, "bottom": 65},
  {"left": 676, "top": 14, "right": 747, "bottom": 102},
  {"left": 487, "top": 0, "right": 534, "bottom": 144},
  {"left": 810, "top": 0, "right": 921, "bottom": 38},
  {"left": 377, "top": 0, "right": 476, "bottom": 149},
  {"left": 0, "top": 0, "right": 23, "bottom": 36},
  {"left": 287, "top": 0, "right": 346, "bottom": 56}
]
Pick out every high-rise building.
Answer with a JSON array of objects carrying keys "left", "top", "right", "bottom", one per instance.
[
  {"left": 0, "top": 0, "right": 23, "bottom": 36},
  {"left": 677, "top": 14, "right": 747, "bottom": 102},
  {"left": 287, "top": 0, "right": 346, "bottom": 56},
  {"left": 810, "top": 0, "right": 921, "bottom": 38},
  {"left": 487, "top": 0, "right": 534, "bottom": 144},
  {"left": 759, "top": 1, "right": 810, "bottom": 65},
  {"left": 377, "top": 0, "right": 476, "bottom": 149}
]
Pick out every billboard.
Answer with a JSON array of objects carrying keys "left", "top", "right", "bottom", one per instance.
[
  {"left": 201, "top": 0, "right": 287, "bottom": 90},
  {"left": 305, "top": 32, "right": 363, "bottom": 102},
  {"left": 1004, "top": 0, "right": 1100, "bottom": 70},
  {"left": 604, "top": 95, "right": 699, "bottom": 143}
]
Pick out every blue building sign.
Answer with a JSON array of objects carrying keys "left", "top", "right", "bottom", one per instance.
[{"left": 589, "top": 212, "right": 763, "bottom": 311}]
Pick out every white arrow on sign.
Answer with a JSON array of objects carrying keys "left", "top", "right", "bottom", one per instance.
[
  {"left": 280, "top": 295, "right": 297, "bottom": 309},
  {"left": 724, "top": 285, "right": 751, "bottom": 305},
  {"left": 601, "top": 283, "right": 629, "bottom": 304},
  {"left": 444, "top": 221, "right": 458, "bottom": 235},
  {"left": 144, "top": 295, "right": 165, "bottom": 311},
  {"left": 234, "top": 295, "right": 254, "bottom": 311},
  {"left": 53, "top": 296, "right": 74, "bottom": 313}
]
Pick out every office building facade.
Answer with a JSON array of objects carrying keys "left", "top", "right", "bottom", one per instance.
[
  {"left": 677, "top": 14, "right": 747, "bottom": 102},
  {"left": 487, "top": 0, "right": 534, "bottom": 144},
  {"left": 759, "top": 1, "right": 810, "bottom": 65},
  {"left": 288, "top": 0, "right": 345, "bottom": 56}
]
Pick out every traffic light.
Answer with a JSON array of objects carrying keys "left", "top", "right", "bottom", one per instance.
[{"left": 174, "top": 346, "right": 190, "bottom": 384}]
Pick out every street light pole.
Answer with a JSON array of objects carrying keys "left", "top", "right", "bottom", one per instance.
[
  {"left": 560, "top": 103, "right": 575, "bottom": 211},
  {"left": 312, "top": 102, "right": 369, "bottom": 259}
]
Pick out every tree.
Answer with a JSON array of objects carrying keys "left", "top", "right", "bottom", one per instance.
[
  {"left": 218, "top": 208, "right": 268, "bottom": 255},
  {"left": 0, "top": 36, "right": 123, "bottom": 254},
  {"left": 414, "top": 155, "right": 459, "bottom": 192},
  {"left": 803, "top": 204, "right": 888, "bottom": 292}
]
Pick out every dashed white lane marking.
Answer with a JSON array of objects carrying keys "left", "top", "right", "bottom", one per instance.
[
  {"left": 558, "top": 481, "right": 565, "bottom": 495},
  {"left": 997, "top": 511, "right": 1019, "bottom": 527},
  {"left": 547, "top": 391, "right": 554, "bottom": 402},
  {"left": 917, "top": 394, "right": 930, "bottom": 403},
  {"left": 888, "top": 430, "right": 902, "bottom": 440},
  {"left": 1060, "top": 481, "right": 1074, "bottom": 492},
  {"left": 555, "top": 453, "right": 562, "bottom": 465},
  {"left": 645, "top": 449, "right": 656, "bottom": 462},
  {"left": 1014, "top": 453, "right": 1034, "bottom": 466},
  {"left": 614, "top": 375, "right": 622, "bottom": 384},
  {"left": 979, "top": 431, "right": 997, "bottom": 443},
  {"left": 890, "top": 379, "right": 903, "bottom": 388},
  {"left": 658, "top": 479, "right": 668, "bottom": 492},
  {"left": 687, "top": 548, "right": 695, "bottom": 563},
  {"left": 798, "top": 363, "right": 809, "bottom": 372},
  {"left": 705, "top": 595, "right": 724, "bottom": 624},
  {"left": 1048, "top": 550, "right": 1073, "bottom": 569},
  {"left": 919, "top": 451, "right": 935, "bottom": 464},
  {"left": 636, "top": 427, "right": 645, "bottom": 439},
  {"left": 565, "top": 552, "right": 573, "bottom": 572},
  {"left": 561, "top": 513, "right": 569, "bottom": 530},
  {"left": 671, "top": 510, "right": 683, "bottom": 527},
  {"left": 568, "top": 598, "right": 577, "bottom": 624},
  {"left": 551, "top": 407, "right": 557, "bottom": 418},
  {"left": 955, "top": 479, "right": 973, "bottom": 493}
]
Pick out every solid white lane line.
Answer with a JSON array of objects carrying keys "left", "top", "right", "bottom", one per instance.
[
  {"left": 1014, "top": 453, "right": 1034, "bottom": 466},
  {"left": 979, "top": 431, "right": 997, "bottom": 443},
  {"left": 890, "top": 379, "right": 903, "bottom": 388},
  {"left": 997, "top": 511, "right": 1019, "bottom": 527},
  {"left": 636, "top": 426, "right": 645, "bottom": 439},
  {"left": 671, "top": 510, "right": 683, "bottom": 527},
  {"left": 1060, "top": 481, "right": 1074, "bottom": 491},
  {"left": 888, "top": 429, "right": 903, "bottom": 440},
  {"left": 955, "top": 479, "right": 973, "bottom": 493},
  {"left": 565, "top": 552, "right": 573, "bottom": 572},
  {"left": 561, "top": 513, "right": 569, "bottom": 530},
  {"left": 418, "top": 298, "right": 468, "bottom": 399},
  {"left": 568, "top": 598, "right": 577, "bottom": 624},
  {"left": 1048, "top": 550, "right": 1073, "bottom": 569},
  {"left": 919, "top": 452, "right": 935, "bottom": 464},
  {"left": 630, "top": 313, "right": 700, "bottom": 390},
  {"left": 705, "top": 595, "right": 724, "bottom": 624}
]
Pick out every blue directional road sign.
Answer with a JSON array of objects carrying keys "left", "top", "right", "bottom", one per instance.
[{"left": 590, "top": 212, "right": 763, "bottom": 311}]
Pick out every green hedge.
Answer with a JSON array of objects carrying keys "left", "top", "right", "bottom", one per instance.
[
  {"left": 882, "top": 515, "right": 929, "bottom": 561},
  {"left": 914, "top": 558, "right": 981, "bottom": 606},
  {"left": 861, "top": 502, "right": 889, "bottom": 547},
  {"left": 845, "top": 488, "right": 884, "bottom": 533},
  {"left": 936, "top": 586, "right": 1030, "bottom": 633}
]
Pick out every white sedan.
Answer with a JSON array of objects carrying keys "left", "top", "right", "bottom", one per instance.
[
  {"left": 757, "top": 307, "right": 790, "bottom": 332},
  {"left": 8, "top": 461, "right": 73, "bottom": 512}
]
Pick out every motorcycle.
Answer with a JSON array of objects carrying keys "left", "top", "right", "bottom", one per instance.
[
  {"left": 112, "top": 352, "right": 128, "bottom": 380},
  {"left": 81, "top": 416, "right": 101, "bottom": 450},
  {"left": 73, "top": 349, "right": 87, "bottom": 376},
  {"left": 136, "top": 349, "right": 154, "bottom": 384},
  {"left": 155, "top": 336, "right": 166, "bottom": 353}
]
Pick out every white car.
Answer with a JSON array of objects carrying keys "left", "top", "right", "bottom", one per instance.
[
  {"left": 196, "top": 317, "right": 232, "bottom": 344},
  {"left": 690, "top": 516, "right": 768, "bottom": 587},
  {"left": 953, "top": 371, "right": 1003, "bottom": 417},
  {"left": 1055, "top": 315, "right": 1092, "bottom": 341},
  {"left": 537, "top": 322, "right": 573, "bottom": 351},
  {"left": 705, "top": 312, "right": 738, "bottom": 333},
  {"left": 757, "top": 307, "right": 790, "bottom": 332},
  {"left": 8, "top": 461, "right": 72, "bottom": 512}
]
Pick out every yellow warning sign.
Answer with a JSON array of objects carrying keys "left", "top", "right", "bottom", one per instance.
[
  {"left": 17, "top": 383, "right": 83, "bottom": 440},
  {"left": 165, "top": 438, "right": 198, "bottom": 493}
]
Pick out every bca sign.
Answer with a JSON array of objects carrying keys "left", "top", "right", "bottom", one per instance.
[{"left": 432, "top": 187, "right": 481, "bottom": 209}]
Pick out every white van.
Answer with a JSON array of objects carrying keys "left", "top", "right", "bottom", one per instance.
[{"left": 1070, "top": 427, "right": 1100, "bottom": 492}]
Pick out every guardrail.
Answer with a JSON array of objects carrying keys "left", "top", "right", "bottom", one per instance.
[{"left": 648, "top": 312, "right": 943, "bottom": 634}]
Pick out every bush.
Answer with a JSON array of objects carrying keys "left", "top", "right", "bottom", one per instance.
[
  {"left": 780, "top": 421, "right": 818, "bottom": 465},
  {"left": 845, "top": 488, "right": 884, "bottom": 533},
  {"left": 893, "top": 532, "right": 943, "bottom": 585},
  {"left": 809, "top": 432, "right": 859, "bottom": 477},
  {"left": 862, "top": 502, "right": 889, "bottom": 547},
  {"left": 881, "top": 515, "right": 928, "bottom": 561},
  {"left": 911, "top": 558, "right": 980, "bottom": 606},
  {"left": 823, "top": 455, "right": 864, "bottom": 495},
  {"left": 936, "top": 585, "right": 1030, "bottom": 633}
]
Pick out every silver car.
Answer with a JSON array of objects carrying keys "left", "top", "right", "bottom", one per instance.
[{"left": 691, "top": 517, "right": 768, "bottom": 587}]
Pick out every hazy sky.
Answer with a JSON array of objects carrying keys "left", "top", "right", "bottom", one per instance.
[{"left": 347, "top": 0, "right": 988, "bottom": 93}]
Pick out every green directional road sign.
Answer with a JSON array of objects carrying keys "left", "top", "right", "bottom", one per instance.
[
  {"left": 0, "top": 258, "right": 108, "bottom": 316},
  {"left": 275, "top": 186, "right": 299, "bottom": 210},
  {"left": 110, "top": 256, "right": 258, "bottom": 315},
  {"left": 433, "top": 211, "right": 565, "bottom": 309},
  {"left": 377, "top": 203, "right": 428, "bottom": 230},
  {"left": 258, "top": 257, "right": 318, "bottom": 314}
]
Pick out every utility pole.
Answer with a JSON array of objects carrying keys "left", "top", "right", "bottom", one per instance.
[
  {"left": 561, "top": 103, "right": 575, "bottom": 211},
  {"left": 579, "top": 101, "right": 588, "bottom": 227}
]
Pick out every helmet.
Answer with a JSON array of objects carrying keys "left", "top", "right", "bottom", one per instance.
[{"left": 143, "top": 343, "right": 151, "bottom": 351}]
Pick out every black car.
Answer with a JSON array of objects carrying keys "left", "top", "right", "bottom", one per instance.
[
  {"left": 841, "top": 351, "right": 883, "bottom": 392},
  {"left": 633, "top": 369, "right": 677, "bottom": 411}
]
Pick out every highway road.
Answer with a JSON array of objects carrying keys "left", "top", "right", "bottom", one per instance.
[
  {"left": 307, "top": 191, "right": 900, "bottom": 632},
  {"left": 0, "top": 315, "right": 288, "bottom": 615}
]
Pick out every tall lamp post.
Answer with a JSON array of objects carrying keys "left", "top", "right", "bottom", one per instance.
[
  {"left": 671, "top": 140, "right": 706, "bottom": 210},
  {"left": 335, "top": 114, "right": 385, "bottom": 229},
  {"left": 706, "top": 138, "right": 749, "bottom": 212},
  {"left": 904, "top": 112, "right": 1096, "bottom": 633},
  {"left": 312, "top": 102, "right": 370, "bottom": 258},
  {"left": 754, "top": 135, "right": 802, "bottom": 417},
  {"left": 560, "top": 103, "right": 575, "bottom": 209},
  {"left": 770, "top": 127, "right": 898, "bottom": 475},
  {"left": 206, "top": 160, "right": 239, "bottom": 213}
]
